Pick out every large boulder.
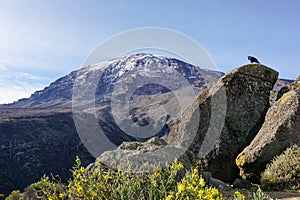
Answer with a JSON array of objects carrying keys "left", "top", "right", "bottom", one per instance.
[
  {"left": 167, "top": 64, "right": 278, "bottom": 182},
  {"left": 236, "top": 78, "right": 300, "bottom": 181}
]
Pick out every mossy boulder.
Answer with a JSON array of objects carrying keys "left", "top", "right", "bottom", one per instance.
[
  {"left": 236, "top": 79, "right": 300, "bottom": 181},
  {"left": 167, "top": 64, "right": 278, "bottom": 182}
]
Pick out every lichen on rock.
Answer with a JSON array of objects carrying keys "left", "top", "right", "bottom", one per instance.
[{"left": 236, "top": 78, "right": 300, "bottom": 181}]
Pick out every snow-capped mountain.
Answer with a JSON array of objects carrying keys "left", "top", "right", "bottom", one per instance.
[{"left": 1, "top": 54, "right": 223, "bottom": 109}]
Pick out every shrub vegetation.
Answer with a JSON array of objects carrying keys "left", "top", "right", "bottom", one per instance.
[
  {"left": 5, "top": 157, "right": 272, "bottom": 199},
  {"left": 261, "top": 144, "right": 300, "bottom": 191}
]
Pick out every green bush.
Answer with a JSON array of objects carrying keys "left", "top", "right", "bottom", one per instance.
[
  {"left": 261, "top": 144, "right": 300, "bottom": 191},
  {"left": 249, "top": 187, "right": 270, "bottom": 200},
  {"left": 23, "top": 175, "right": 66, "bottom": 200}
]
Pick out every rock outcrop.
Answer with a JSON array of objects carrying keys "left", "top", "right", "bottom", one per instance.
[
  {"left": 236, "top": 78, "right": 300, "bottom": 181},
  {"left": 90, "top": 137, "right": 191, "bottom": 173},
  {"left": 167, "top": 64, "right": 278, "bottom": 182}
]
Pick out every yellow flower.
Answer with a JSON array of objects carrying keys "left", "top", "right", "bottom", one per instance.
[
  {"left": 116, "top": 167, "right": 122, "bottom": 174},
  {"left": 197, "top": 189, "right": 204, "bottom": 198},
  {"left": 67, "top": 182, "right": 72, "bottom": 188},
  {"left": 75, "top": 182, "right": 83, "bottom": 196},
  {"left": 171, "top": 159, "right": 178, "bottom": 170},
  {"left": 59, "top": 193, "right": 64, "bottom": 198},
  {"left": 76, "top": 173, "right": 81, "bottom": 179},
  {"left": 91, "top": 190, "right": 97, "bottom": 197},
  {"left": 177, "top": 183, "right": 185, "bottom": 193},
  {"left": 75, "top": 156, "right": 81, "bottom": 164},
  {"left": 192, "top": 168, "right": 199, "bottom": 182},
  {"left": 171, "top": 159, "right": 184, "bottom": 171},
  {"left": 165, "top": 192, "right": 175, "bottom": 200},
  {"left": 104, "top": 174, "right": 111, "bottom": 180},
  {"left": 67, "top": 189, "right": 72, "bottom": 194},
  {"left": 154, "top": 169, "right": 161, "bottom": 178},
  {"left": 79, "top": 167, "right": 86, "bottom": 173},
  {"left": 193, "top": 168, "right": 198, "bottom": 175},
  {"left": 206, "top": 187, "right": 220, "bottom": 199},
  {"left": 187, "top": 183, "right": 195, "bottom": 191},
  {"left": 199, "top": 177, "right": 206, "bottom": 187},
  {"left": 192, "top": 180, "right": 197, "bottom": 187},
  {"left": 234, "top": 191, "right": 246, "bottom": 200},
  {"left": 178, "top": 163, "right": 184, "bottom": 170}
]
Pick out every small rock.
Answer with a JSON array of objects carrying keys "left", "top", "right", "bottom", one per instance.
[
  {"left": 233, "top": 178, "right": 252, "bottom": 189},
  {"left": 209, "top": 178, "right": 231, "bottom": 191}
]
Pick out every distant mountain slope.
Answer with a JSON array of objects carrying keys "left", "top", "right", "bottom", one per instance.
[
  {"left": 272, "top": 78, "right": 294, "bottom": 91},
  {"left": 0, "top": 108, "right": 94, "bottom": 195},
  {"left": 0, "top": 54, "right": 223, "bottom": 109}
]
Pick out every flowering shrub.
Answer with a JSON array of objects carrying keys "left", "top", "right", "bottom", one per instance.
[
  {"left": 66, "top": 157, "right": 182, "bottom": 199},
  {"left": 165, "top": 167, "right": 224, "bottom": 200},
  {"left": 234, "top": 191, "right": 246, "bottom": 200},
  {"left": 5, "top": 157, "right": 272, "bottom": 199}
]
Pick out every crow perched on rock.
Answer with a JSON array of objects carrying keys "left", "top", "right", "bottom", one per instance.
[{"left": 248, "top": 56, "right": 260, "bottom": 64}]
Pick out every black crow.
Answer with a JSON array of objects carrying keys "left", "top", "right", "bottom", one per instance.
[{"left": 248, "top": 56, "right": 260, "bottom": 64}]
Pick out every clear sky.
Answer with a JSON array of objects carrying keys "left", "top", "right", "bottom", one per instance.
[{"left": 0, "top": 0, "right": 299, "bottom": 103}]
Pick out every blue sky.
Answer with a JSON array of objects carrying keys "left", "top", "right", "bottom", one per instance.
[{"left": 0, "top": 0, "right": 299, "bottom": 103}]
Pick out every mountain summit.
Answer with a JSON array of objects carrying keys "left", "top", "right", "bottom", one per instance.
[{"left": 1, "top": 54, "right": 223, "bottom": 109}]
